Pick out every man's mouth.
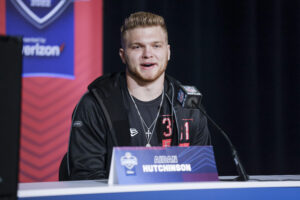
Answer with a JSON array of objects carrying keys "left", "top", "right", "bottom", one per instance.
[{"left": 141, "top": 63, "right": 156, "bottom": 67}]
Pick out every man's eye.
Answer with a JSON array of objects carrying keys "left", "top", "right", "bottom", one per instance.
[
  {"left": 132, "top": 45, "right": 140, "bottom": 49},
  {"left": 154, "top": 44, "right": 162, "bottom": 48}
]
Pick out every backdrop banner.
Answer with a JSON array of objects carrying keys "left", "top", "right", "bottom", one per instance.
[{"left": 1, "top": 0, "right": 102, "bottom": 182}]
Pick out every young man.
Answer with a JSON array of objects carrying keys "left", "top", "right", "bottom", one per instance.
[{"left": 66, "top": 12, "right": 210, "bottom": 180}]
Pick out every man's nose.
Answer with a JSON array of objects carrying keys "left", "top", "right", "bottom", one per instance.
[{"left": 142, "top": 46, "right": 153, "bottom": 58}]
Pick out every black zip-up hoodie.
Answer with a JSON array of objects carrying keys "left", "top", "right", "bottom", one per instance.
[{"left": 67, "top": 72, "right": 210, "bottom": 180}]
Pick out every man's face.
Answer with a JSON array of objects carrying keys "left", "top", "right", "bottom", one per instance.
[{"left": 119, "top": 26, "right": 170, "bottom": 83}]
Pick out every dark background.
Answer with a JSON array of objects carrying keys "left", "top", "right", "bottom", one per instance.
[{"left": 103, "top": 0, "right": 300, "bottom": 176}]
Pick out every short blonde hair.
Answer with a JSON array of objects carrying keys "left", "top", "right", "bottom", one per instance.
[{"left": 121, "top": 11, "right": 168, "bottom": 46}]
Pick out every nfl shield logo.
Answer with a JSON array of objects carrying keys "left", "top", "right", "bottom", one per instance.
[
  {"left": 120, "top": 152, "right": 138, "bottom": 176},
  {"left": 10, "top": 0, "right": 72, "bottom": 29}
]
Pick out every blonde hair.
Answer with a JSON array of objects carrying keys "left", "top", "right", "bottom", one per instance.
[{"left": 121, "top": 11, "right": 168, "bottom": 46}]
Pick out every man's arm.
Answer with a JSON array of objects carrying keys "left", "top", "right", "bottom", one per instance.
[{"left": 68, "top": 93, "right": 108, "bottom": 180}]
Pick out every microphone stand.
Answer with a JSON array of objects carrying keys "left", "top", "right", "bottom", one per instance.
[{"left": 196, "top": 103, "right": 249, "bottom": 181}]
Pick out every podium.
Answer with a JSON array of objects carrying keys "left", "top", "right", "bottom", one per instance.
[{"left": 18, "top": 175, "right": 300, "bottom": 200}]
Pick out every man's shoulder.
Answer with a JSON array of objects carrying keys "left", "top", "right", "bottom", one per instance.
[
  {"left": 88, "top": 72, "right": 125, "bottom": 91},
  {"left": 165, "top": 74, "right": 182, "bottom": 87},
  {"left": 165, "top": 74, "right": 183, "bottom": 98}
]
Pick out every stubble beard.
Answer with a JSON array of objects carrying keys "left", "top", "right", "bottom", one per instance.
[{"left": 127, "top": 62, "right": 168, "bottom": 85}]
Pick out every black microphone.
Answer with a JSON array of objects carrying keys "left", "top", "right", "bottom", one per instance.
[{"left": 177, "top": 85, "right": 249, "bottom": 181}]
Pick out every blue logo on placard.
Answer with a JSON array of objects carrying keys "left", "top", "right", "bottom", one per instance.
[
  {"left": 10, "top": 0, "right": 72, "bottom": 29},
  {"left": 120, "top": 152, "right": 138, "bottom": 176}
]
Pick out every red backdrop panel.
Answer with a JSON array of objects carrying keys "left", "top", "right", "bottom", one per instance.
[
  {"left": 3, "top": 0, "right": 102, "bottom": 182},
  {"left": 0, "top": 1, "right": 5, "bottom": 34}
]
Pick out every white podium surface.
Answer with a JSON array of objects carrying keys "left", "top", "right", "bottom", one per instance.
[{"left": 18, "top": 175, "right": 300, "bottom": 200}]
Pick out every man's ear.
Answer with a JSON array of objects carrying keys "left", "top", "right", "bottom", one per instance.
[{"left": 119, "top": 48, "right": 126, "bottom": 64}]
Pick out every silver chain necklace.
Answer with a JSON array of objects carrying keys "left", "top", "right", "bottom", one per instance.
[{"left": 129, "top": 88, "right": 164, "bottom": 147}]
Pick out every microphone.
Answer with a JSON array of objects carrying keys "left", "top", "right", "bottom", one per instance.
[{"left": 177, "top": 85, "right": 249, "bottom": 181}]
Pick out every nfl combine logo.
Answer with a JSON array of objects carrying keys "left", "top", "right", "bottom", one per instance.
[
  {"left": 10, "top": 0, "right": 72, "bottom": 29},
  {"left": 120, "top": 152, "right": 138, "bottom": 176}
]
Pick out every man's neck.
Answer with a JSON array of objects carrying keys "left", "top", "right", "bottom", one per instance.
[{"left": 126, "top": 73, "right": 165, "bottom": 102}]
